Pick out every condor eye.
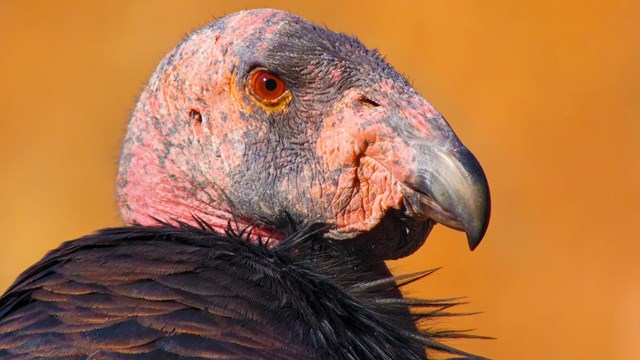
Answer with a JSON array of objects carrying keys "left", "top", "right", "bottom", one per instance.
[{"left": 249, "top": 69, "right": 288, "bottom": 103}]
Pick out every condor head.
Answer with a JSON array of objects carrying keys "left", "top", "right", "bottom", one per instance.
[{"left": 116, "top": 9, "right": 490, "bottom": 260}]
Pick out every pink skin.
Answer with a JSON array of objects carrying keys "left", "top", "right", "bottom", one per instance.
[
  {"left": 315, "top": 89, "right": 415, "bottom": 239},
  {"left": 116, "top": 9, "right": 448, "bottom": 245}
]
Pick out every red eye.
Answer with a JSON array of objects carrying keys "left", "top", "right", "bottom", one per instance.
[{"left": 250, "top": 70, "right": 288, "bottom": 102}]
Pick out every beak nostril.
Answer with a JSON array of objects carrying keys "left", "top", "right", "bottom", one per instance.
[{"left": 358, "top": 95, "right": 380, "bottom": 108}]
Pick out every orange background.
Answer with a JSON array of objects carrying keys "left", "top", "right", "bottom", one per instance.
[{"left": 1, "top": 1, "right": 638, "bottom": 358}]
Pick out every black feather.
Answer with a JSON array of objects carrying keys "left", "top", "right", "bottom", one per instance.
[{"left": 0, "top": 225, "right": 485, "bottom": 359}]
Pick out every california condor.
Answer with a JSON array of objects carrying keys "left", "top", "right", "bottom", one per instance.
[{"left": 0, "top": 9, "right": 490, "bottom": 360}]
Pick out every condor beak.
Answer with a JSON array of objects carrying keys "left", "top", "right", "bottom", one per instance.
[{"left": 404, "top": 142, "right": 491, "bottom": 250}]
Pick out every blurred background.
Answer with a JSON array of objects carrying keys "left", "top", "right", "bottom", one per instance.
[{"left": 0, "top": 1, "right": 638, "bottom": 358}]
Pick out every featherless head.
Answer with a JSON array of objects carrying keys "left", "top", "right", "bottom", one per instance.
[{"left": 117, "top": 8, "right": 490, "bottom": 259}]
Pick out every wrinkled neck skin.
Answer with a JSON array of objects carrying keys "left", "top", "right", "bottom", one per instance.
[
  {"left": 117, "top": 150, "right": 284, "bottom": 240},
  {"left": 116, "top": 141, "right": 276, "bottom": 239},
  {"left": 116, "top": 107, "right": 284, "bottom": 241}
]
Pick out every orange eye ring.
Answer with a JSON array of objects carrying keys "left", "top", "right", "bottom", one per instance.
[{"left": 249, "top": 69, "right": 288, "bottom": 104}]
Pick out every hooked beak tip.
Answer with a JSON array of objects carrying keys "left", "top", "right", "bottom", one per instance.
[{"left": 465, "top": 211, "right": 489, "bottom": 251}]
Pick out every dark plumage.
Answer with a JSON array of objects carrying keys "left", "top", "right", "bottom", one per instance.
[
  {"left": 0, "top": 225, "right": 481, "bottom": 359},
  {"left": 0, "top": 8, "right": 491, "bottom": 359}
]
